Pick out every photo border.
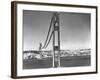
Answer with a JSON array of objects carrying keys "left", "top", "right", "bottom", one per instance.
[{"left": 11, "top": 1, "right": 98, "bottom": 79}]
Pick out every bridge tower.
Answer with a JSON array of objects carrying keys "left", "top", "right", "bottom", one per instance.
[
  {"left": 53, "top": 12, "right": 60, "bottom": 67},
  {"left": 39, "top": 43, "right": 43, "bottom": 59}
]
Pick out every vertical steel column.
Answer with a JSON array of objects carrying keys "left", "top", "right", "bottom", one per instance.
[
  {"left": 58, "top": 13, "right": 60, "bottom": 67},
  {"left": 53, "top": 12, "right": 60, "bottom": 68},
  {"left": 53, "top": 16, "right": 55, "bottom": 67}
]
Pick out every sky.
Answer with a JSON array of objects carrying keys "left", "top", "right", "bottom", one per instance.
[{"left": 23, "top": 10, "right": 91, "bottom": 51}]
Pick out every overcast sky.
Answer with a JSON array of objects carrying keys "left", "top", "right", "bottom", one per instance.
[{"left": 23, "top": 10, "right": 91, "bottom": 51}]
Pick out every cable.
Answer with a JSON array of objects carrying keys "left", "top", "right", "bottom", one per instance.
[
  {"left": 42, "top": 15, "right": 53, "bottom": 49},
  {"left": 44, "top": 31, "right": 54, "bottom": 49}
]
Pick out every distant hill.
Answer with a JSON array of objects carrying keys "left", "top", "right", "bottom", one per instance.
[{"left": 23, "top": 48, "right": 91, "bottom": 60}]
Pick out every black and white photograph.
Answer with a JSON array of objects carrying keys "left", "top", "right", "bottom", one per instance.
[
  {"left": 11, "top": 1, "right": 97, "bottom": 78},
  {"left": 23, "top": 10, "right": 91, "bottom": 69}
]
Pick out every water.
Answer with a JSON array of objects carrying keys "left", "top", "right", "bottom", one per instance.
[{"left": 23, "top": 55, "right": 91, "bottom": 69}]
